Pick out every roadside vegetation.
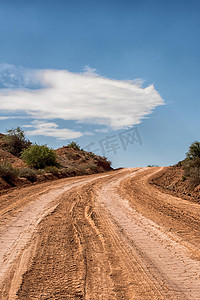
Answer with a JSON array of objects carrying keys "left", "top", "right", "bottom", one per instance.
[
  {"left": 0, "top": 161, "right": 18, "bottom": 184},
  {"left": 18, "top": 168, "right": 37, "bottom": 182},
  {"left": 21, "top": 144, "right": 58, "bottom": 169},
  {"left": 182, "top": 141, "right": 200, "bottom": 187},
  {"left": 3, "top": 126, "right": 31, "bottom": 157},
  {"left": 151, "top": 140, "right": 200, "bottom": 203},
  {"left": 0, "top": 127, "right": 112, "bottom": 189}
]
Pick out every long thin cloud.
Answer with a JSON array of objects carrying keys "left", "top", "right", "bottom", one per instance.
[
  {"left": 23, "top": 120, "right": 83, "bottom": 140},
  {"left": 0, "top": 65, "right": 164, "bottom": 138}
]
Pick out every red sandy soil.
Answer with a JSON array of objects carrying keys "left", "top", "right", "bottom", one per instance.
[
  {"left": 0, "top": 149, "right": 25, "bottom": 169},
  {"left": 0, "top": 168, "right": 200, "bottom": 299}
]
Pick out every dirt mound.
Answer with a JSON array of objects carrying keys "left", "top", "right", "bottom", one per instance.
[
  {"left": 150, "top": 166, "right": 200, "bottom": 203},
  {"left": 55, "top": 146, "right": 112, "bottom": 174},
  {"left": 0, "top": 133, "right": 26, "bottom": 168},
  {"left": 0, "top": 149, "right": 26, "bottom": 168}
]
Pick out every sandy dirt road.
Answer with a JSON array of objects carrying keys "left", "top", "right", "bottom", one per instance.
[{"left": 0, "top": 168, "right": 200, "bottom": 299}]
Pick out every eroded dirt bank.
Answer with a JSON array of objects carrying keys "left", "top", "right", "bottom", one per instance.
[
  {"left": 0, "top": 168, "right": 200, "bottom": 299},
  {"left": 149, "top": 166, "right": 200, "bottom": 203}
]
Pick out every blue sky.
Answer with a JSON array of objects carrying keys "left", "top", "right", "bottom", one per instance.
[{"left": 0, "top": 0, "right": 200, "bottom": 168}]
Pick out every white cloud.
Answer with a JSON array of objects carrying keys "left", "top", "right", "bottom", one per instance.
[
  {"left": 23, "top": 121, "right": 83, "bottom": 140},
  {"left": 0, "top": 65, "right": 164, "bottom": 137}
]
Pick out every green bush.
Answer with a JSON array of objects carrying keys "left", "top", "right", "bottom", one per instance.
[
  {"left": 18, "top": 168, "right": 37, "bottom": 182},
  {"left": 4, "top": 127, "right": 31, "bottom": 157},
  {"left": 67, "top": 141, "right": 81, "bottom": 151},
  {"left": 21, "top": 144, "right": 57, "bottom": 169},
  {"left": 0, "top": 161, "right": 18, "bottom": 183}
]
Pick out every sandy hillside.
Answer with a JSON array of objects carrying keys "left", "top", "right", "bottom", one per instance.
[
  {"left": 150, "top": 166, "right": 200, "bottom": 203},
  {"left": 0, "top": 134, "right": 112, "bottom": 193}
]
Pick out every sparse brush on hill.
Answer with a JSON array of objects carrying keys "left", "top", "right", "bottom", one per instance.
[
  {"left": 182, "top": 141, "right": 200, "bottom": 187},
  {"left": 0, "top": 129, "right": 113, "bottom": 191},
  {"left": 44, "top": 166, "right": 60, "bottom": 175},
  {"left": 3, "top": 127, "right": 31, "bottom": 157}
]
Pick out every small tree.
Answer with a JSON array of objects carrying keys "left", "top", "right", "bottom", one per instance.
[
  {"left": 4, "top": 127, "right": 31, "bottom": 157},
  {"left": 21, "top": 144, "right": 57, "bottom": 169}
]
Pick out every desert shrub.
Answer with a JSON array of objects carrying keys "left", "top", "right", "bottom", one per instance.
[
  {"left": 35, "top": 169, "right": 45, "bottom": 175},
  {"left": 21, "top": 144, "right": 57, "bottom": 169},
  {"left": 66, "top": 166, "right": 77, "bottom": 172},
  {"left": 44, "top": 166, "right": 60, "bottom": 175},
  {"left": 67, "top": 141, "right": 81, "bottom": 151},
  {"left": 188, "top": 164, "right": 200, "bottom": 186},
  {"left": 183, "top": 157, "right": 200, "bottom": 186},
  {"left": 78, "top": 165, "right": 88, "bottom": 172},
  {"left": 82, "top": 163, "right": 98, "bottom": 172},
  {"left": 88, "top": 152, "right": 96, "bottom": 158},
  {"left": 4, "top": 127, "right": 31, "bottom": 157},
  {"left": 183, "top": 141, "right": 200, "bottom": 187},
  {"left": 89, "top": 164, "right": 98, "bottom": 172},
  {"left": 18, "top": 168, "right": 37, "bottom": 182},
  {"left": 60, "top": 168, "right": 69, "bottom": 176},
  {"left": 61, "top": 166, "right": 78, "bottom": 176},
  {"left": 0, "top": 161, "right": 18, "bottom": 183},
  {"left": 176, "top": 161, "right": 183, "bottom": 167}
]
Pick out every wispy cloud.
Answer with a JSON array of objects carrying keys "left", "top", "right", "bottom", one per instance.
[
  {"left": 0, "top": 64, "right": 41, "bottom": 89},
  {"left": 23, "top": 120, "right": 83, "bottom": 140},
  {"left": 0, "top": 65, "right": 164, "bottom": 138}
]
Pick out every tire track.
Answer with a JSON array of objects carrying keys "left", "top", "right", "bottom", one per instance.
[
  {"left": 0, "top": 172, "right": 114, "bottom": 299},
  {"left": 96, "top": 168, "right": 200, "bottom": 299}
]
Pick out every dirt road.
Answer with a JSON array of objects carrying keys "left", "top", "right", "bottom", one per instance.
[{"left": 0, "top": 168, "right": 200, "bottom": 299}]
